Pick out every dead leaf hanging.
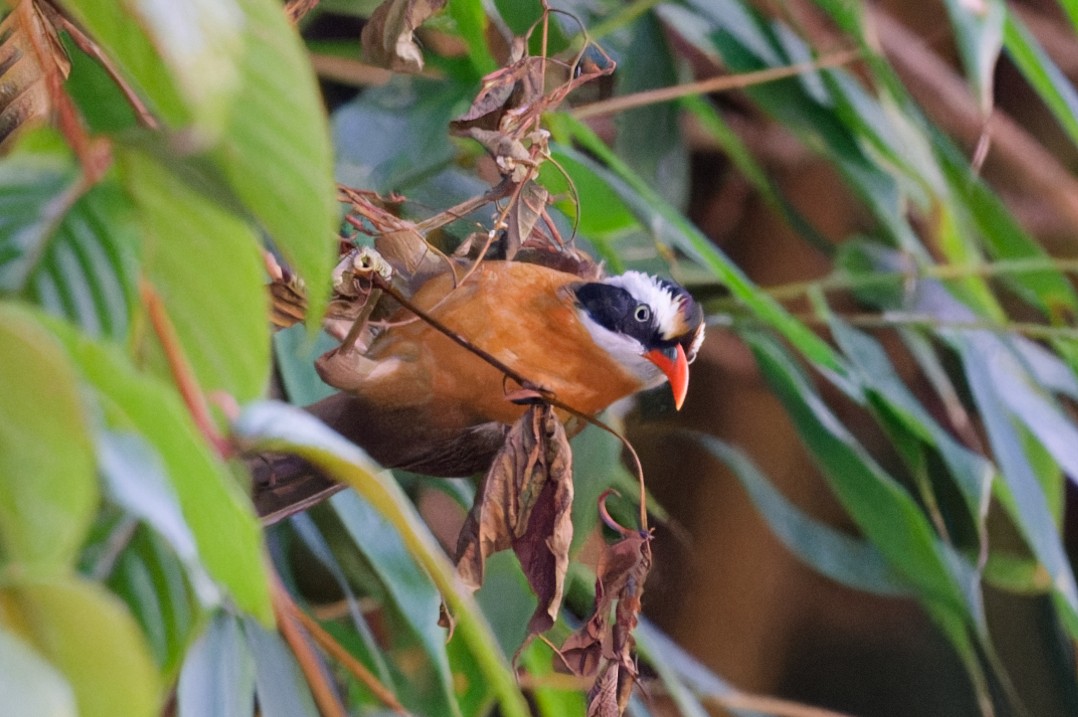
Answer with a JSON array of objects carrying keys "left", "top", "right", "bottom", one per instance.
[
  {"left": 0, "top": 0, "right": 70, "bottom": 152},
  {"left": 360, "top": 0, "right": 446, "bottom": 74},
  {"left": 558, "top": 502, "right": 653, "bottom": 717},
  {"left": 455, "top": 403, "right": 573, "bottom": 636}
]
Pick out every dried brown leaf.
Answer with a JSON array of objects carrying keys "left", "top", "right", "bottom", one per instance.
[
  {"left": 360, "top": 0, "right": 446, "bottom": 73},
  {"left": 450, "top": 38, "right": 544, "bottom": 135},
  {"left": 0, "top": 0, "right": 70, "bottom": 152},
  {"left": 455, "top": 404, "right": 573, "bottom": 636},
  {"left": 557, "top": 523, "right": 652, "bottom": 716},
  {"left": 505, "top": 181, "right": 548, "bottom": 260}
]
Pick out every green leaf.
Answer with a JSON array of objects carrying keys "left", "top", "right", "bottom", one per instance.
[
  {"left": 44, "top": 316, "right": 273, "bottom": 623},
  {"left": 694, "top": 434, "right": 912, "bottom": 597},
  {"left": 232, "top": 400, "right": 531, "bottom": 717},
  {"left": 0, "top": 628, "right": 77, "bottom": 717},
  {"left": 0, "top": 130, "right": 138, "bottom": 340},
  {"left": 614, "top": 13, "right": 688, "bottom": 209},
  {"left": 105, "top": 525, "right": 200, "bottom": 677},
  {"left": 541, "top": 147, "right": 638, "bottom": 239},
  {"left": 0, "top": 303, "right": 96, "bottom": 570},
  {"left": 331, "top": 490, "right": 460, "bottom": 717},
  {"left": 273, "top": 326, "right": 338, "bottom": 405},
  {"left": 0, "top": 576, "right": 161, "bottom": 717},
  {"left": 333, "top": 77, "right": 466, "bottom": 192},
  {"left": 1003, "top": 14, "right": 1078, "bottom": 149},
  {"left": 207, "top": 0, "right": 338, "bottom": 324},
  {"left": 177, "top": 612, "right": 255, "bottom": 717},
  {"left": 746, "top": 331, "right": 973, "bottom": 621},
  {"left": 941, "top": 0, "right": 1005, "bottom": 114},
  {"left": 60, "top": 0, "right": 337, "bottom": 324},
  {"left": 827, "top": 317, "right": 993, "bottom": 527},
  {"left": 243, "top": 617, "right": 319, "bottom": 717},
  {"left": 119, "top": 148, "right": 269, "bottom": 402},
  {"left": 446, "top": 0, "right": 496, "bottom": 75},
  {"left": 288, "top": 513, "right": 394, "bottom": 686},
  {"left": 954, "top": 335, "right": 1078, "bottom": 630},
  {"left": 54, "top": 0, "right": 193, "bottom": 127}
]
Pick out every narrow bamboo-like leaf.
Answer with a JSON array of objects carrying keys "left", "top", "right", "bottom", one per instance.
[
  {"left": 447, "top": 0, "right": 496, "bottom": 75},
  {"left": 827, "top": 317, "right": 993, "bottom": 526},
  {"left": 747, "top": 331, "right": 973, "bottom": 621},
  {"left": 614, "top": 13, "right": 689, "bottom": 209},
  {"left": 0, "top": 303, "right": 96, "bottom": 569},
  {"left": 932, "top": 130, "right": 1078, "bottom": 321},
  {"left": 681, "top": 94, "right": 834, "bottom": 254},
  {"left": 119, "top": 148, "right": 269, "bottom": 402},
  {"left": 955, "top": 336, "right": 1078, "bottom": 630},
  {"left": 552, "top": 128, "right": 845, "bottom": 373},
  {"left": 232, "top": 400, "right": 531, "bottom": 717},
  {"left": 177, "top": 612, "right": 256, "bottom": 717},
  {"left": 288, "top": 514, "right": 394, "bottom": 687},
  {"left": 634, "top": 619, "right": 736, "bottom": 711},
  {"left": 42, "top": 315, "right": 273, "bottom": 623},
  {"left": 0, "top": 576, "right": 160, "bottom": 717},
  {"left": 1003, "top": 14, "right": 1078, "bottom": 149},
  {"left": 941, "top": 0, "right": 1005, "bottom": 114},
  {"left": 0, "top": 628, "right": 77, "bottom": 717},
  {"left": 331, "top": 490, "right": 460, "bottom": 717},
  {"left": 0, "top": 129, "right": 138, "bottom": 340},
  {"left": 694, "top": 434, "right": 912, "bottom": 597},
  {"left": 243, "top": 617, "right": 319, "bottom": 717}
]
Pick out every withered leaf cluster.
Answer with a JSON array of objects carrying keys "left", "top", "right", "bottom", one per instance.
[
  {"left": 455, "top": 403, "right": 574, "bottom": 636},
  {"left": 559, "top": 525, "right": 653, "bottom": 716},
  {"left": 360, "top": 0, "right": 447, "bottom": 74}
]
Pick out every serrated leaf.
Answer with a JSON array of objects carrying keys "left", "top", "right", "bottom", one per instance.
[
  {"left": 0, "top": 129, "right": 138, "bottom": 339},
  {"left": 177, "top": 612, "right": 256, "bottom": 717},
  {"left": 42, "top": 315, "right": 273, "bottom": 623},
  {"left": 0, "top": 627, "right": 77, "bottom": 717},
  {"left": 232, "top": 400, "right": 531, "bottom": 717},
  {"left": 119, "top": 147, "right": 269, "bottom": 401},
  {"left": 0, "top": 576, "right": 160, "bottom": 717},
  {"left": 0, "top": 303, "right": 96, "bottom": 569}
]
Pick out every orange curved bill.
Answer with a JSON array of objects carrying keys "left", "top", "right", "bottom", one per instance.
[{"left": 645, "top": 343, "right": 689, "bottom": 410}]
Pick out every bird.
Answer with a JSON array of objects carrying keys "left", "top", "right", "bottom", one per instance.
[{"left": 311, "top": 259, "right": 705, "bottom": 477}]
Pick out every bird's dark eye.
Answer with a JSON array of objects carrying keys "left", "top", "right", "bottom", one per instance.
[{"left": 634, "top": 305, "right": 651, "bottom": 323}]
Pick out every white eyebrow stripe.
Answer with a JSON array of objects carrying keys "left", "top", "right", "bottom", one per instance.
[{"left": 604, "top": 271, "right": 684, "bottom": 340}]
